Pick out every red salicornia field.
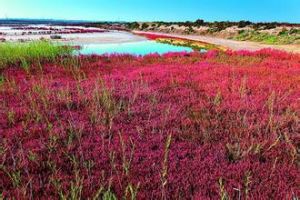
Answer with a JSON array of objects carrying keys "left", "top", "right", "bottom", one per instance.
[{"left": 0, "top": 49, "right": 300, "bottom": 199}]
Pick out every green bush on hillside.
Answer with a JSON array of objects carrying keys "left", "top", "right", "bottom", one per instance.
[
  {"left": 233, "top": 30, "right": 300, "bottom": 45},
  {"left": 127, "top": 22, "right": 140, "bottom": 30},
  {"left": 141, "top": 23, "right": 149, "bottom": 30}
]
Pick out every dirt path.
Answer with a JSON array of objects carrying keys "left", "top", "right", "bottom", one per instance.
[{"left": 134, "top": 31, "right": 300, "bottom": 53}]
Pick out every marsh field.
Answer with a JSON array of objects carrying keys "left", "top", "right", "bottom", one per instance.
[{"left": 0, "top": 25, "right": 299, "bottom": 199}]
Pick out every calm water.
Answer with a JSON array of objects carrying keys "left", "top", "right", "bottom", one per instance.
[{"left": 77, "top": 40, "right": 198, "bottom": 55}]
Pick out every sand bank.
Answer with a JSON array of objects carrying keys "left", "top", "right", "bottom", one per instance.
[
  {"left": 0, "top": 26, "right": 147, "bottom": 45},
  {"left": 133, "top": 31, "right": 300, "bottom": 53}
]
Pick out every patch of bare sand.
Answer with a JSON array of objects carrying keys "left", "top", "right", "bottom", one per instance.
[
  {"left": 2, "top": 31, "right": 147, "bottom": 45},
  {"left": 134, "top": 31, "right": 300, "bottom": 53},
  {"left": 62, "top": 31, "right": 147, "bottom": 45}
]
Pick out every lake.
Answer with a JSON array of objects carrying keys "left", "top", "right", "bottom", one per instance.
[
  {"left": 77, "top": 40, "right": 200, "bottom": 56},
  {"left": 0, "top": 26, "right": 206, "bottom": 55}
]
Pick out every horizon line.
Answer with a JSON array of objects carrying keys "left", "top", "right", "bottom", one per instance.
[{"left": 0, "top": 17, "right": 299, "bottom": 24}]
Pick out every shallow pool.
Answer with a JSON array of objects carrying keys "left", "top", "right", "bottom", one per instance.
[{"left": 77, "top": 40, "right": 202, "bottom": 55}]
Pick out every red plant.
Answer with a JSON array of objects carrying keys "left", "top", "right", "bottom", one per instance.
[
  {"left": 135, "top": 32, "right": 220, "bottom": 49},
  {"left": 11, "top": 26, "right": 107, "bottom": 35},
  {"left": 0, "top": 49, "right": 299, "bottom": 199},
  {"left": 135, "top": 32, "right": 182, "bottom": 40}
]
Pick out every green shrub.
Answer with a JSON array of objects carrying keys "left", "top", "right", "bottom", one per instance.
[
  {"left": 127, "top": 22, "right": 140, "bottom": 30},
  {"left": 233, "top": 29, "right": 300, "bottom": 45},
  {"left": 195, "top": 19, "right": 205, "bottom": 27},
  {"left": 141, "top": 23, "right": 149, "bottom": 30},
  {"left": 185, "top": 26, "right": 195, "bottom": 34},
  {"left": 238, "top": 21, "right": 252, "bottom": 28},
  {"left": 289, "top": 28, "right": 300, "bottom": 35},
  {"left": 278, "top": 28, "right": 288, "bottom": 36}
]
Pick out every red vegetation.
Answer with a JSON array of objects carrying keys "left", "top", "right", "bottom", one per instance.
[
  {"left": 12, "top": 26, "right": 107, "bottom": 35},
  {"left": 0, "top": 49, "right": 300, "bottom": 199},
  {"left": 136, "top": 32, "right": 223, "bottom": 50},
  {"left": 136, "top": 32, "right": 184, "bottom": 40}
]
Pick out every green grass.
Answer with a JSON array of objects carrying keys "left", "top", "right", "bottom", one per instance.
[
  {"left": 232, "top": 30, "right": 300, "bottom": 45},
  {"left": 0, "top": 41, "right": 73, "bottom": 70}
]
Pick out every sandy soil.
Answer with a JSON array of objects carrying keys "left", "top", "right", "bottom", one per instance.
[
  {"left": 61, "top": 31, "right": 147, "bottom": 45},
  {"left": 134, "top": 31, "right": 300, "bottom": 53},
  {"left": 1, "top": 31, "right": 147, "bottom": 45}
]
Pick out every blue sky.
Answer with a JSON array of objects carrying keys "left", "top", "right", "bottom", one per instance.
[{"left": 0, "top": 0, "right": 299, "bottom": 23}]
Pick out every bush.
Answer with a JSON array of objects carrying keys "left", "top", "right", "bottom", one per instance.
[
  {"left": 264, "top": 22, "right": 277, "bottom": 30},
  {"left": 185, "top": 26, "right": 195, "bottom": 34},
  {"left": 127, "top": 22, "right": 140, "bottom": 30},
  {"left": 210, "top": 21, "right": 232, "bottom": 32},
  {"left": 141, "top": 23, "right": 149, "bottom": 30},
  {"left": 289, "top": 28, "right": 300, "bottom": 35},
  {"left": 238, "top": 20, "right": 252, "bottom": 28},
  {"left": 195, "top": 19, "right": 205, "bottom": 26},
  {"left": 253, "top": 22, "right": 278, "bottom": 30}
]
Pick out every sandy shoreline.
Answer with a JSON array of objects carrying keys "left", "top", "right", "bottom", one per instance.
[
  {"left": 61, "top": 31, "right": 147, "bottom": 45},
  {"left": 133, "top": 31, "right": 300, "bottom": 53},
  {"left": 0, "top": 26, "right": 147, "bottom": 45},
  {"left": 2, "top": 32, "right": 147, "bottom": 45}
]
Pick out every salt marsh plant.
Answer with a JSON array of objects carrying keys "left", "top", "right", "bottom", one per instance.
[{"left": 0, "top": 48, "right": 299, "bottom": 199}]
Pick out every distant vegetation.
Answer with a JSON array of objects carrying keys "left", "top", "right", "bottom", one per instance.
[
  {"left": 233, "top": 29, "right": 300, "bottom": 44},
  {"left": 125, "top": 19, "right": 300, "bottom": 45},
  {"left": 126, "top": 19, "right": 300, "bottom": 31}
]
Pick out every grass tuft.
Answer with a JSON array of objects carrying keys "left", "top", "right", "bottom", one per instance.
[{"left": 0, "top": 41, "right": 73, "bottom": 70}]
